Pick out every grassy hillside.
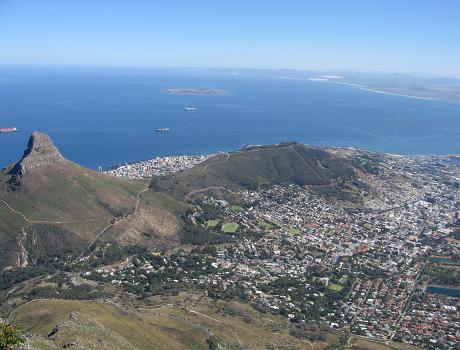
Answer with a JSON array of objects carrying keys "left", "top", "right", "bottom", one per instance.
[
  {"left": 0, "top": 133, "right": 185, "bottom": 270},
  {"left": 103, "top": 191, "right": 189, "bottom": 251},
  {"left": 12, "top": 297, "right": 335, "bottom": 350},
  {"left": 151, "top": 143, "right": 361, "bottom": 200},
  {"left": 10, "top": 296, "right": 421, "bottom": 350},
  {"left": 13, "top": 299, "right": 206, "bottom": 350},
  {"left": 0, "top": 161, "right": 141, "bottom": 269}
]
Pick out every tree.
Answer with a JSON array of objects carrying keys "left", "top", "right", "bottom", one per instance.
[
  {"left": 206, "top": 335, "right": 219, "bottom": 350},
  {"left": 0, "top": 321, "right": 24, "bottom": 350}
]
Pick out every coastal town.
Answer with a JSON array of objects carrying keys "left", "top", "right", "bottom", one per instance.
[
  {"left": 94, "top": 148, "right": 460, "bottom": 349},
  {"left": 1, "top": 2, "right": 458, "bottom": 349},
  {"left": 104, "top": 154, "right": 215, "bottom": 178}
]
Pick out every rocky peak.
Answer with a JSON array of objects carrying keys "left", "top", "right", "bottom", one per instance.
[{"left": 11, "top": 131, "right": 64, "bottom": 176}]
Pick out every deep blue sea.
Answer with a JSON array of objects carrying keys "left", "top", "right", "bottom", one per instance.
[{"left": 1, "top": 67, "right": 460, "bottom": 169}]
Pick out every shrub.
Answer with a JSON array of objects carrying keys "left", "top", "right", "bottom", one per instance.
[{"left": 0, "top": 322, "right": 24, "bottom": 350}]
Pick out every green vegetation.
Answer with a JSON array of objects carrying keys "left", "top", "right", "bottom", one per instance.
[
  {"left": 329, "top": 284, "right": 344, "bottom": 292},
  {"left": 288, "top": 227, "right": 301, "bottom": 234},
  {"left": 0, "top": 133, "right": 185, "bottom": 270},
  {"left": 8, "top": 297, "right": 354, "bottom": 350},
  {"left": 181, "top": 226, "right": 235, "bottom": 245},
  {"left": 0, "top": 321, "right": 24, "bottom": 350},
  {"left": 424, "top": 262, "right": 460, "bottom": 286},
  {"left": 13, "top": 299, "right": 209, "bottom": 350},
  {"left": 0, "top": 259, "right": 60, "bottom": 292},
  {"left": 29, "top": 284, "right": 108, "bottom": 300},
  {"left": 222, "top": 222, "right": 240, "bottom": 233},
  {"left": 206, "top": 220, "right": 220, "bottom": 228},
  {"left": 206, "top": 336, "right": 219, "bottom": 350},
  {"left": 153, "top": 143, "right": 360, "bottom": 200},
  {"left": 181, "top": 212, "right": 235, "bottom": 245},
  {"left": 230, "top": 205, "right": 244, "bottom": 212},
  {"left": 258, "top": 221, "right": 273, "bottom": 230}
]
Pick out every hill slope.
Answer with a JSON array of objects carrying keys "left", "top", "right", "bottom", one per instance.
[
  {"left": 0, "top": 132, "right": 183, "bottom": 269},
  {"left": 10, "top": 297, "right": 421, "bottom": 350},
  {"left": 151, "top": 143, "right": 363, "bottom": 200}
]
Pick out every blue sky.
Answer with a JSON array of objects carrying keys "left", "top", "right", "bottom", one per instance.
[{"left": 0, "top": 0, "right": 459, "bottom": 77}]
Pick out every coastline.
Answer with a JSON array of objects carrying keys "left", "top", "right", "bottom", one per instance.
[
  {"left": 305, "top": 76, "right": 459, "bottom": 103},
  {"left": 357, "top": 87, "right": 436, "bottom": 101}
]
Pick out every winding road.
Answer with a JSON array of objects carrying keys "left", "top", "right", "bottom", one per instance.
[{"left": 84, "top": 185, "right": 150, "bottom": 252}]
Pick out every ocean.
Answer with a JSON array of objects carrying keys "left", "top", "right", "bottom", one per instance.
[{"left": 1, "top": 66, "right": 460, "bottom": 169}]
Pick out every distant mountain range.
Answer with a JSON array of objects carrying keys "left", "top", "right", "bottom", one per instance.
[{"left": 214, "top": 68, "right": 460, "bottom": 103}]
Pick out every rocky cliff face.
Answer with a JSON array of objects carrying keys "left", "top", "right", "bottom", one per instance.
[
  {"left": 17, "top": 131, "right": 64, "bottom": 174},
  {"left": 6, "top": 132, "right": 64, "bottom": 190}
]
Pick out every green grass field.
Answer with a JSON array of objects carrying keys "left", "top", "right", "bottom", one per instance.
[
  {"left": 230, "top": 205, "right": 244, "bottom": 212},
  {"left": 222, "top": 222, "right": 240, "bottom": 233},
  {"left": 258, "top": 221, "right": 273, "bottom": 230},
  {"left": 288, "top": 227, "right": 300, "bottom": 234},
  {"left": 206, "top": 220, "right": 220, "bottom": 228},
  {"left": 329, "top": 284, "right": 344, "bottom": 292}
]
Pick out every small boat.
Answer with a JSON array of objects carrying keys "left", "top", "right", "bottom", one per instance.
[
  {"left": 0, "top": 127, "right": 18, "bottom": 134},
  {"left": 155, "top": 128, "right": 171, "bottom": 132},
  {"left": 184, "top": 107, "right": 197, "bottom": 111}
]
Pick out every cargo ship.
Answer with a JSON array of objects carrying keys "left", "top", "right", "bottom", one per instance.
[
  {"left": 184, "top": 107, "right": 197, "bottom": 111},
  {"left": 155, "top": 128, "right": 171, "bottom": 132},
  {"left": 0, "top": 127, "right": 18, "bottom": 134}
]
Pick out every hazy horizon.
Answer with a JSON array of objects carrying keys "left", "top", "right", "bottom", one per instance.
[
  {"left": 2, "top": 63, "right": 460, "bottom": 81},
  {"left": 1, "top": 1, "right": 459, "bottom": 78}
]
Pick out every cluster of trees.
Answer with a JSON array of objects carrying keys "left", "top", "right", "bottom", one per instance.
[
  {"left": 180, "top": 224, "right": 236, "bottom": 245},
  {"left": 0, "top": 258, "right": 62, "bottom": 291},
  {"left": 289, "top": 322, "right": 328, "bottom": 342},
  {"left": 425, "top": 264, "right": 460, "bottom": 286},
  {"left": 206, "top": 336, "right": 219, "bottom": 350},
  {"left": 253, "top": 269, "right": 353, "bottom": 322},
  {"left": 180, "top": 211, "right": 236, "bottom": 245},
  {"left": 208, "top": 283, "right": 250, "bottom": 302},
  {"left": 194, "top": 204, "right": 224, "bottom": 223},
  {"left": 29, "top": 284, "right": 107, "bottom": 300},
  {"left": 79, "top": 244, "right": 147, "bottom": 269},
  {"left": 86, "top": 248, "right": 221, "bottom": 298},
  {"left": 0, "top": 321, "right": 24, "bottom": 350}
]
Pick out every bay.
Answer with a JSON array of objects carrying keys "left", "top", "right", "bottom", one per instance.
[{"left": 1, "top": 66, "right": 459, "bottom": 169}]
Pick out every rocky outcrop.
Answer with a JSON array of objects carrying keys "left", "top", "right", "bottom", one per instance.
[
  {"left": 45, "top": 312, "right": 139, "bottom": 350},
  {"left": 6, "top": 132, "right": 64, "bottom": 190},
  {"left": 16, "top": 131, "right": 64, "bottom": 174}
]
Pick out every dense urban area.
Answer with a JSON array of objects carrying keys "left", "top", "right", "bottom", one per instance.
[
  {"left": 104, "top": 154, "right": 215, "bottom": 178},
  {"left": 86, "top": 149, "right": 460, "bottom": 349}
]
